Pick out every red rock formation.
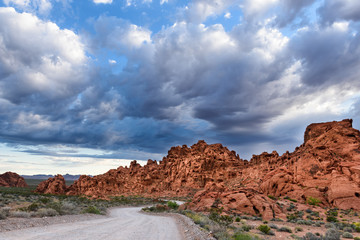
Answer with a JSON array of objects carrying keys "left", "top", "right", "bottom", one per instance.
[
  {"left": 0, "top": 172, "right": 28, "bottom": 187},
  {"left": 35, "top": 174, "right": 67, "bottom": 194},
  {"left": 65, "top": 140, "right": 244, "bottom": 198},
  {"left": 36, "top": 119, "right": 360, "bottom": 219}
]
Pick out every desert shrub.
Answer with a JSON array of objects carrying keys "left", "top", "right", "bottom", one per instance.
[
  {"left": 324, "top": 228, "right": 340, "bottom": 240},
  {"left": 314, "top": 222, "right": 322, "bottom": 227},
  {"left": 10, "top": 211, "right": 30, "bottom": 218},
  {"left": 289, "top": 198, "right": 297, "bottom": 202},
  {"left": 325, "top": 223, "right": 336, "bottom": 229},
  {"left": 235, "top": 217, "right": 241, "bottom": 222},
  {"left": 27, "top": 203, "right": 39, "bottom": 211},
  {"left": 306, "top": 209, "right": 313, "bottom": 214},
  {"left": 268, "top": 223, "right": 278, "bottom": 229},
  {"left": 326, "top": 215, "right": 338, "bottom": 222},
  {"left": 295, "top": 226, "right": 303, "bottom": 232},
  {"left": 354, "top": 222, "right": 360, "bottom": 232},
  {"left": 241, "top": 224, "right": 253, "bottom": 232},
  {"left": 36, "top": 208, "right": 58, "bottom": 217},
  {"left": 240, "top": 219, "right": 247, "bottom": 224},
  {"left": 258, "top": 224, "right": 271, "bottom": 234},
  {"left": 287, "top": 203, "right": 297, "bottom": 211},
  {"left": 343, "top": 226, "right": 353, "bottom": 233},
  {"left": 39, "top": 197, "right": 51, "bottom": 204},
  {"left": 209, "top": 209, "right": 233, "bottom": 226},
  {"left": 233, "top": 232, "right": 261, "bottom": 240},
  {"left": 303, "top": 232, "right": 322, "bottom": 240},
  {"left": 307, "top": 196, "right": 321, "bottom": 206},
  {"left": 310, "top": 211, "right": 320, "bottom": 217},
  {"left": 342, "top": 232, "right": 353, "bottom": 238},
  {"left": 296, "top": 219, "right": 313, "bottom": 225},
  {"left": 83, "top": 206, "right": 101, "bottom": 214},
  {"left": 354, "top": 237, "right": 360, "bottom": 240},
  {"left": 0, "top": 207, "right": 10, "bottom": 219},
  {"left": 47, "top": 201, "right": 62, "bottom": 214},
  {"left": 268, "top": 195, "right": 276, "bottom": 200},
  {"left": 167, "top": 201, "right": 179, "bottom": 210},
  {"left": 60, "top": 201, "right": 77, "bottom": 215},
  {"left": 326, "top": 209, "right": 338, "bottom": 223},
  {"left": 278, "top": 226, "right": 292, "bottom": 233}
]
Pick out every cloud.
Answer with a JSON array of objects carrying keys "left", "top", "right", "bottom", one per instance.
[
  {"left": 93, "top": 0, "right": 113, "bottom": 4},
  {"left": 3, "top": 0, "right": 52, "bottom": 15},
  {"left": 319, "top": 0, "right": 360, "bottom": 24},
  {"left": 224, "top": 12, "right": 231, "bottom": 19},
  {"left": 181, "top": 0, "right": 238, "bottom": 23},
  {"left": 290, "top": 21, "right": 360, "bottom": 88},
  {"left": 0, "top": 8, "right": 88, "bottom": 103},
  {"left": 1, "top": 1, "right": 360, "bottom": 168}
]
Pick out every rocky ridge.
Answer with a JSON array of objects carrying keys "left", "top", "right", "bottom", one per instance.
[
  {"left": 36, "top": 119, "right": 360, "bottom": 220},
  {"left": 0, "top": 172, "right": 28, "bottom": 187}
]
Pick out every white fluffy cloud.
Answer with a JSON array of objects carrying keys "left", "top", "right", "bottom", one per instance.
[
  {"left": 183, "top": 0, "right": 238, "bottom": 23},
  {"left": 93, "top": 0, "right": 113, "bottom": 4},
  {"left": 0, "top": 7, "right": 88, "bottom": 103}
]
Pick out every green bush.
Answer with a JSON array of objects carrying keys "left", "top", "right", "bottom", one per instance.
[
  {"left": 27, "top": 203, "right": 39, "bottom": 211},
  {"left": 268, "top": 195, "right": 276, "bottom": 200},
  {"left": 307, "top": 196, "right": 321, "bottom": 206},
  {"left": 258, "top": 224, "right": 271, "bottom": 234},
  {"left": 233, "top": 233, "right": 261, "bottom": 240},
  {"left": 241, "top": 224, "right": 252, "bottom": 232},
  {"left": 235, "top": 217, "right": 241, "bottom": 222},
  {"left": 295, "top": 226, "right": 303, "bottom": 232},
  {"left": 83, "top": 206, "right": 101, "bottom": 214},
  {"left": 326, "top": 215, "right": 338, "bottom": 222},
  {"left": 167, "top": 201, "right": 179, "bottom": 210}
]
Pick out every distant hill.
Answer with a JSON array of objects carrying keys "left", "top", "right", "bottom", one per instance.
[{"left": 22, "top": 174, "right": 82, "bottom": 181}]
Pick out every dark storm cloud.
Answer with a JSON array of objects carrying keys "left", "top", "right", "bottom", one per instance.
[
  {"left": 1, "top": 0, "right": 360, "bottom": 161},
  {"left": 319, "top": 0, "right": 360, "bottom": 24},
  {"left": 274, "top": 0, "right": 316, "bottom": 28},
  {"left": 290, "top": 25, "right": 360, "bottom": 87}
]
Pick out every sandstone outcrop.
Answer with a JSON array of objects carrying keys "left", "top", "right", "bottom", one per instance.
[
  {"left": 36, "top": 174, "right": 67, "bottom": 195},
  {"left": 36, "top": 119, "right": 360, "bottom": 219},
  {"left": 0, "top": 172, "right": 28, "bottom": 187}
]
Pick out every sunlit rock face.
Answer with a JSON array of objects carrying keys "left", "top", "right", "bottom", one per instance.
[
  {"left": 36, "top": 119, "right": 360, "bottom": 219},
  {"left": 0, "top": 172, "right": 28, "bottom": 187}
]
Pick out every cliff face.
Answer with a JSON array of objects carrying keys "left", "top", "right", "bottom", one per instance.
[
  {"left": 187, "top": 119, "right": 360, "bottom": 219},
  {"left": 0, "top": 172, "right": 28, "bottom": 187},
  {"left": 36, "top": 119, "right": 360, "bottom": 219}
]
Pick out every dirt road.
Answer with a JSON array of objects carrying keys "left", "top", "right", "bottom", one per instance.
[{"left": 0, "top": 207, "right": 183, "bottom": 240}]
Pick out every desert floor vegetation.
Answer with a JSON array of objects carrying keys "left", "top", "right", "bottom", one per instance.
[
  {"left": 0, "top": 179, "right": 161, "bottom": 220},
  {"left": 143, "top": 198, "right": 360, "bottom": 240}
]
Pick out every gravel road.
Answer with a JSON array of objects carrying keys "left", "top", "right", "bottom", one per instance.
[{"left": 0, "top": 207, "right": 184, "bottom": 240}]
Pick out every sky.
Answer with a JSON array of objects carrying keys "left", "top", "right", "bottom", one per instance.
[{"left": 0, "top": 0, "right": 360, "bottom": 175}]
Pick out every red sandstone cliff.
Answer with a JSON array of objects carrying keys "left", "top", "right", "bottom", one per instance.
[
  {"left": 35, "top": 119, "right": 360, "bottom": 219},
  {"left": 0, "top": 172, "right": 28, "bottom": 187}
]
